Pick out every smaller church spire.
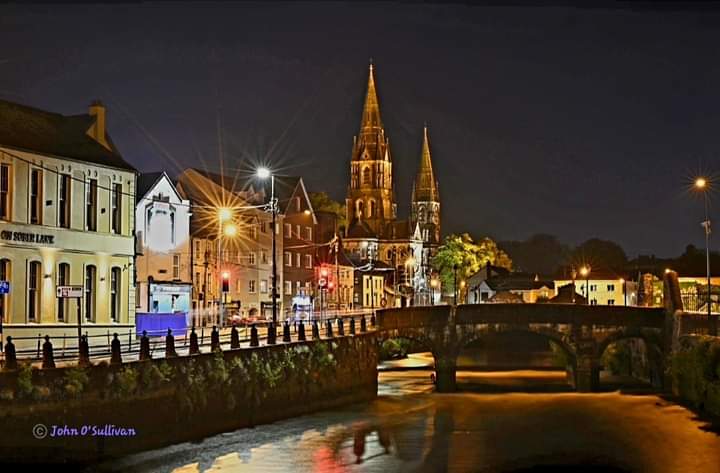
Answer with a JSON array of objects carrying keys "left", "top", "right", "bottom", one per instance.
[{"left": 413, "top": 124, "right": 439, "bottom": 203}]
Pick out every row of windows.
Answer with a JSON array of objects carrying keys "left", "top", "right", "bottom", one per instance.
[
  {"left": 583, "top": 284, "right": 617, "bottom": 292},
  {"left": 283, "top": 223, "right": 312, "bottom": 240},
  {"left": 284, "top": 252, "right": 313, "bottom": 268},
  {"left": 0, "top": 259, "right": 122, "bottom": 324},
  {"left": 0, "top": 164, "right": 123, "bottom": 233}
]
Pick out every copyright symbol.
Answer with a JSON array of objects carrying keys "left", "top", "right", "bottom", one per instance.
[{"left": 32, "top": 423, "right": 48, "bottom": 439}]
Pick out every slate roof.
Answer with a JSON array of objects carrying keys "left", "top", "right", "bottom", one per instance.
[
  {"left": 136, "top": 172, "right": 165, "bottom": 204},
  {"left": 0, "top": 99, "right": 135, "bottom": 171}
]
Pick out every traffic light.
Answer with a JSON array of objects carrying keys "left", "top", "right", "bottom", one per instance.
[{"left": 222, "top": 271, "right": 230, "bottom": 293}]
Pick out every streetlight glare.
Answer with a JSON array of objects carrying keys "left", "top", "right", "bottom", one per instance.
[
  {"left": 218, "top": 207, "right": 232, "bottom": 222},
  {"left": 695, "top": 177, "right": 707, "bottom": 189},
  {"left": 580, "top": 266, "right": 590, "bottom": 277},
  {"left": 257, "top": 167, "right": 271, "bottom": 179},
  {"left": 223, "top": 223, "right": 238, "bottom": 237}
]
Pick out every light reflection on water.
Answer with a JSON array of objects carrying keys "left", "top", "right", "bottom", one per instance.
[{"left": 92, "top": 370, "right": 720, "bottom": 473}]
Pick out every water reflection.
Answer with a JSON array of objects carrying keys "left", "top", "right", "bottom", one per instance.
[{"left": 92, "top": 371, "right": 720, "bottom": 473}]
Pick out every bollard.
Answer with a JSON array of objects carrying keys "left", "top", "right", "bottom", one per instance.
[
  {"left": 139, "top": 330, "right": 152, "bottom": 361},
  {"left": 165, "top": 329, "right": 178, "bottom": 358},
  {"left": 267, "top": 323, "right": 277, "bottom": 345},
  {"left": 210, "top": 326, "right": 221, "bottom": 352},
  {"left": 337, "top": 318, "right": 345, "bottom": 336},
  {"left": 42, "top": 335, "right": 56, "bottom": 369},
  {"left": 230, "top": 325, "right": 240, "bottom": 349},
  {"left": 371, "top": 313, "right": 376, "bottom": 327},
  {"left": 312, "top": 321, "right": 320, "bottom": 340},
  {"left": 189, "top": 327, "right": 200, "bottom": 355},
  {"left": 110, "top": 333, "right": 122, "bottom": 365},
  {"left": 298, "top": 321, "right": 306, "bottom": 341},
  {"left": 250, "top": 324, "right": 259, "bottom": 347},
  {"left": 79, "top": 335, "right": 91, "bottom": 367},
  {"left": 326, "top": 320, "right": 334, "bottom": 338},
  {"left": 360, "top": 316, "right": 367, "bottom": 333},
  {"left": 4, "top": 336, "right": 17, "bottom": 371},
  {"left": 36, "top": 333, "right": 41, "bottom": 359},
  {"left": 349, "top": 317, "right": 356, "bottom": 335},
  {"left": 201, "top": 326, "right": 205, "bottom": 346},
  {"left": 283, "top": 321, "right": 291, "bottom": 343}
]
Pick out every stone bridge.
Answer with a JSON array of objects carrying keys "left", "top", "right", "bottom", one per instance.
[{"left": 376, "top": 272, "right": 689, "bottom": 393}]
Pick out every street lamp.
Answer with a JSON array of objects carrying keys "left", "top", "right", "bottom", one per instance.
[
  {"left": 257, "top": 167, "right": 278, "bottom": 324},
  {"left": 580, "top": 265, "right": 591, "bottom": 305},
  {"left": 430, "top": 277, "right": 439, "bottom": 306},
  {"left": 217, "top": 208, "right": 234, "bottom": 328},
  {"left": 695, "top": 176, "right": 716, "bottom": 335},
  {"left": 620, "top": 278, "right": 627, "bottom": 306}
]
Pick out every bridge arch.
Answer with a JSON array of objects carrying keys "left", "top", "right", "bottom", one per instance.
[{"left": 596, "top": 328, "right": 666, "bottom": 389}]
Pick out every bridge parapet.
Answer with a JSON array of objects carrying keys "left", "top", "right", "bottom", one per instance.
[
  {"left": 377, "top": 305, "right": 452, "bottom": 330},
  {"left": 456, "top": 304, "right": 665, "bottom": 329}
]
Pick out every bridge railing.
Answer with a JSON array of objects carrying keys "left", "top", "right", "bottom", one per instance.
[{"left": 376, "top": 305, "right": 451, "bottom": 330}]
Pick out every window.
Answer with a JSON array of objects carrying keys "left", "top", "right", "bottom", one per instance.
[
  {"left": 86, "top": 178, "right": 97, "bottom": 231},
  {"left": 296, "top": 224, "right": 301, "bottom": 240},
  {"left": 295, "top": 253, "right": 301, "bottom": 268},
  {"left": 356, "top": 200, "right": 364, "bottom": 218},
  {"left": 173, "top": 255, "right": 180, "bottom": 279},
  {"left": 170, "top": 212, "right": 176, "bottom": 245},
  {"left": 608, "top": 299, "right": 615, "bottom": 306},
  {"left": 0, "top": 259, "right": 10, "bottom": 322},
  {"left": 295, "top": 196, "right": 301, "bottom": 212},
  {"left": 261, "top": 250, "right": 268, "bottom": 265},
  {"left": 260, "top": 279, "right": 268, "bottom": 293},
  {"left": 57, "top": 263, "right": 70, "bottom": 322},
  {"left": 248, "top": 279, "right": 256, "bottom": 293},
  {"left": 85, "top": 265, "right": 96, "bottom": 322},
  {"left": 250, "top": 226, "right": 258, "bottom": 239},
  {"left": 28, "top": 261, "right": 41, "bottom": 322},
  {"left": 0, "top": 164, "right": 9, "bottom": 220},
  {"left": 260, "top": 221, "right": 267, "bottom": 233},
  {"left": 304, "top": 227, "right": 312, "bottom": 241},
  {"left": 590, "top": 284, "right": 597, "bottom": 292},
  {"left": 110, "top": 267, "right": 121, "bottom": 322},
  {"left": 305, "top": 254, "right": 313, "bottom": 268},
  {"left": 285, "top": 281, "right": 292, "bottom": 295},
  {"left": 368, "top": 200, "right": 375, "bottom": 218},
  {"left": 284, "top": 223, "right": 292, "bottom": 238},
  {"left": 607, "top": 284, "right": 615, "bottom": 291},
  {"left": 296, "top": 281, "right": 301, "bottom": 295},
  {"left": 248, "top": 252, "right": 256, "bottom": 265},
  {"left": 29, "top": 168, "right": 42, "bottom": 224},
  {"left": 284, "top": 251, "right": 291, "bottom": 266},
  {"left": 195, "top": 272, "right": 200, "bottom": 287},
  {"left": 195, "top": 240, "right": 201, "bottom": 255},
  {"left": 111, "top": 183, "right": 122, "bottom": 234},
  {"left": 362, "top": 167, "right": 371, "bottom": 186},
  {"left": 58, "top": 174, "right": 71, "bottom": 228}
]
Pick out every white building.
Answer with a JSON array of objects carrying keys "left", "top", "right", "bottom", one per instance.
[
  {"left": 0, "top": 99, "right": 137, "bottom": 351},
  {"left": 554, "top": 273, "right": 638, "bottom": 306},
  {"left": 134, "top": 172, "right": 192, "bottom": 317}
]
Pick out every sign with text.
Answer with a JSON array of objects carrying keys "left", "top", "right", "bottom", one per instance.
[
  {"left": 0, "top": 281, "right": 9, "bottom": 294},
  {"left": 0, "top": 230, "right": 54, "bottom": 245},
  {"left": 56, "top": 285, "right": 83, "bottom": 298}
]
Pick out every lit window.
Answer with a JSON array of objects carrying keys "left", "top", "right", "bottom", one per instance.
[
  {"left": 261, "top": 250, "right": 268, "bottom": 265},
  {"left": 86, "top": 178, "right": 97, "bottom": 231},
  {"left": 284, "top": 252, "right": 291, "bottom": 266},
  {"left": 248, "top": 252, "right": 256, "bottom": 265},
  {"left": 260, "top": 279, "right": 268, "bottom": 293},
  {"left": 295, "top": 253, "right": 301, "bottom": 268},
  {"left": 28, "top": 261, "right": 41, "bottom": 322},
  {"left": 111, "top": 267, "right": 121, "bottom": 322},
  {"left": 0, "top": 164, "right": 10, "bottom": 221},
  {"left": 304, "top": 227, "right": 312, "bottom": 241},
  {"left": 285, "top": 223, "right": 292, "bottom": 238},
  {"left": 85, "top": 265, "right": 96, "bottom": 322},
  {"left": 285, "top": 281, "right": 292, "bottom": 295},
  {"left": 173, "top": 255, "right": 180, "bottom": 279},
  {"left": 57, "top": 262, "right": 70, "bottom": 322},
  {"left": 111, "top": 183, "right": 122, "bottom": 234},
  {"left": 58, "top": 174, "right": 71, "bottom": 228},
  {"left": 248, "top": 280, "right": 256, "bottom": 293},
  {"left": 305, "top": 254, "right": 313, "bottom": 268},
  {"left": 29, "top": 168, "right": 42, "bottom": 225}
]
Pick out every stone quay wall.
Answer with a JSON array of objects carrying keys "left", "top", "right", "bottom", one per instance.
[{"left": 0, "top": 333, "right": 379, "bottom": 464}]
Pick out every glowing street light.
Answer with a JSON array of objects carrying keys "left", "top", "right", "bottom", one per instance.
[
  {"left": 580, "top": 265, "right": 591, "bottom": 305},
  {"left": 223, "top": 223, "right": 238, "bottom": 237},
  {"left": 218, "top": 207, "right": 232, "bottom": 222},
  {"left": 694, "top": 176, "right": 715, "bottom": 335},
  {"left": 257, "top": 166, "right": 278, "bottom": 323}
]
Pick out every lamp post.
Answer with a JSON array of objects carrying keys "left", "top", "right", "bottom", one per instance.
[
  {"left": 257, "top": 167, "right": 278, "bottom": 324},
  {"left": 580, "top": 265, "right": 591, "bottom": 305},
  {"left": 571, "top": 267, "right": 577, "bottom": 304},
  {"left": 695, "top": 177, "right": 716, "bottom": 335},
  {"left": 430, "top": 277, "right": 439, "bottom": 306},
  {"left": 217, "top": 208, "right": 233, "bottom": 328},
  {"left": 453, "top": 263, "right": 458, "bottom": 306},
  {"left": 620, "top": 278, "right": 627, "bottom": 306}
]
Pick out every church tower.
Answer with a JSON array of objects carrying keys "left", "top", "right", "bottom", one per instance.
[
  {"left": 411, "top": 125, "right": 441, "bottom": 246},
  {"left": 345, "top": 63, "right": 396, "bottom": 238}
]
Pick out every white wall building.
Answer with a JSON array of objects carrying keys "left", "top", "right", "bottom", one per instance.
[
  {"left": 135, "top": 172, "right": 192, "bottom": 317},
  {"left": 0, "top": 99, "right": 137, "bottom": 351}
]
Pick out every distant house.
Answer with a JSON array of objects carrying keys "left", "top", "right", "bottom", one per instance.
[
  {"left": 554, "top": 270, "right": 637, "bottom": 306},
  {"left": 549, "top": 283, "right": 587, "bottom": 304},
  {"left": 467, "top": 262, "right": 553, "bottom": 304}
]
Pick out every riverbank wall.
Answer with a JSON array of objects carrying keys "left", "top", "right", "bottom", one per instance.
[
  {"left": 0, "top": 334, "right": 379, "bottom": 464},
  {"left": 670, "top": 335, "right": 720, "bottom": 417}
]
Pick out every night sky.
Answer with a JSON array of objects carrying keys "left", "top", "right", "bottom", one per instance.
[{"left": 1, "top": 3, "right": 718, "bottom": 257}]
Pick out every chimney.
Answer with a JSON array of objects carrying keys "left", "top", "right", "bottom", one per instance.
[{"left": 87, "top": 100, "right": 111, "bottom": 150}]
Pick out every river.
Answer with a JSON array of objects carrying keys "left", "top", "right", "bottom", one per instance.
[{"left": 88, "top": 356, "right": 720, "bottom": 473}]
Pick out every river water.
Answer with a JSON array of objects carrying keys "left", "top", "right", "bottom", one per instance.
[{"left": 90, "top": 357, "right": 720, "bottom": 473}]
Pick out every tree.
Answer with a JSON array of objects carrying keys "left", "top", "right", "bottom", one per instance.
[
  {"left": 432, "top": 233, "right": 512, "bottom": 291},
  {"left": 572, "top": 238, "right": 628, "bottom": 272},
  {"left": 308, "top": 192, "right": 346, "bottom": 230},
  {"left": 499, "top": 234, "right": 571, "bottom": 275}
]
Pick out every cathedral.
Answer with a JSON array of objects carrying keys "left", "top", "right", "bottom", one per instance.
[{"left": 343, "top": 63, "right": 441, "bottom": 306}]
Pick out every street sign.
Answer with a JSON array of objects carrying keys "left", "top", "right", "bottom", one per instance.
[
  {"left": 56, "top": 285, "right": 83, "bottom": 298},
  {"left": 318, "top": 278, "right": 327, "bottom": 288},
  {"left": 0, "top": 281, "right": 9, "bottom": 294}
]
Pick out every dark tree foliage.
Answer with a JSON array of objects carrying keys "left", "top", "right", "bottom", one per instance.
[
  {"left": 571, "top": 238, "right": 628, "bottom": 272},
  {"left": 499, "top": 234, "right": 571, "bottom": 275}
]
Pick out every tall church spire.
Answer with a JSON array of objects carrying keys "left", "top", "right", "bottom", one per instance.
[
  {"left": 360, "top": 61, "right": 383, "bottom": 140},
  {"left": 413, "top": 125, "right": 439, "bottom": 203}
]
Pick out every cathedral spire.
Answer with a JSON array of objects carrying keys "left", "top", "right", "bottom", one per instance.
[
  {"left": 413, "top": 124, "right": 439, "bottom": 202},
  {"left": 359, "top": 61, "right": 383, "bottom": 139}
]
